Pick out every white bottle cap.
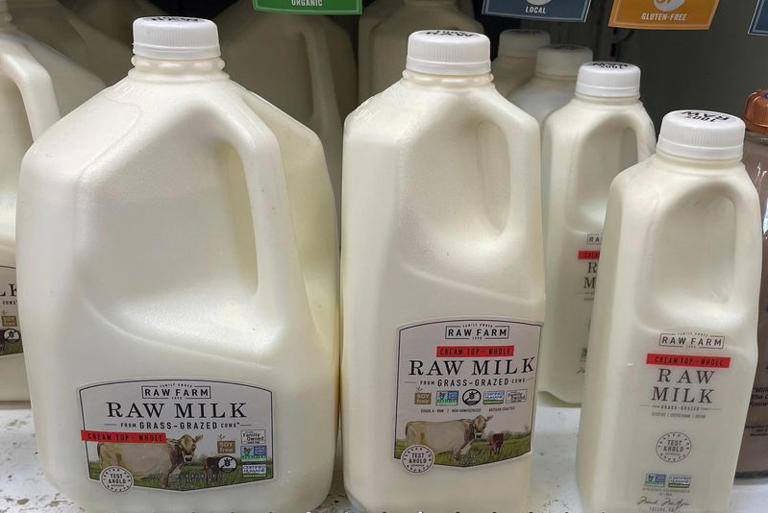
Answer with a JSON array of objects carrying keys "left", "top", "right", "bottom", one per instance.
[
  {"left": 535, "top": 44, "right": 593, "bottom": 78},
  {"left": 406, "top": 30, "right": 490, "bottom": 76},
  {"left": 498, "top": 29, "right": 550, "bottom": 58},
  {"left": 657, "top": 110, "right": 745, "bottom": 161},
  {"left": 575, "top": 62, "right": 641, "bottom": 98},
  {"left": 133, "top": 17, "right": 220, "bottom": 61}
]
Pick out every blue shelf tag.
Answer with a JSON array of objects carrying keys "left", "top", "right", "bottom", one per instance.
[
  {"left": 750, "top": 0, "right": 768, "bottom": 36},
  {"left": 482, "top": 0, "right": 592, "bottom": 22}
]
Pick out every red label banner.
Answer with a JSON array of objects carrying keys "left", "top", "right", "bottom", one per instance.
[
  {"left": 646, "top": 353, "right": 731, "bottom": 368},
  {"left": 80, "top": 430, "right": 167, "bottom": 443},
  {"left": 578, "top": 250, "right": 601, "bottom": 260},
  {"left": 437, "top": 345, "right": 515, "bottom": 358}
]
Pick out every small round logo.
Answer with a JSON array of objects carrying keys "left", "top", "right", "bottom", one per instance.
[
  {"left": 656, "top": 432, "right": 692, "bottom": 463},
  {"left": 401, "top": 445, "right": 435, "bottom": 473},
  {"left": 218, "top": 455, "right": 238, "bottom": 473},
  {"left": 3, "top": 329, "right": 20, "bottom": 343},
  {"left": 99, "top": 466, "right": 134, "bottom": 493},
  {"left": 462, "top": 389, "right": 481, "bottom": 406}
]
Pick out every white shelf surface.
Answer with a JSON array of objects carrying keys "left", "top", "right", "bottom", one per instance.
[{"left": 1, "top": 395, "right": 766, "bottom": 512}]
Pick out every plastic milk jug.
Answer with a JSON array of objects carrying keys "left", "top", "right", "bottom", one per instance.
[
  {"left": 538, "top": 62, "right": 656, "bottom": 404},
  {"left": 8, "top": 0, "right": 131, "bottom": 84},
  {"left": 67, "top": 0, "right": 164, "bottom": 46},
  {"left": 362, "top": 1, "right": 482, "bottom": 100},
  {"left": 17, "top": 17, "right": 338, "bottom": 513},
  {"left": 0, "top": 0, "right": 103, "bottom": 401},
  {"left": 576, "top": 110, "right": 761, "bottom": 513},
  {"left": 217, "top": 0, "right": 356, "bottom": 214},
  {"left": 737, "top": 90, "right": 768, "bottom": 478},
  {"left": 491, "top": 29, "right": 550, "bottom": 97},
  {"left": 342, "top": 31, "right": 544, "bottom": 513},
  {"left": 509, "top": 44, "right": 592, "bottom": 124},
  {"left": 357, "top": 0, "right": 474, "bottom": 102}
]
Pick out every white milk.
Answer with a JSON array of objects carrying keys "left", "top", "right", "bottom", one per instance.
[
  {"left": 17, "top": 17, "right": 338, "bottom": 512},
  {"left": 538, "top": 62, "right": 656, "bottom": 404},
  {"left": 491, "top": 29, "right": 549, "bottom": 97},
  {"left": 361, "top": 2, "right": 482, "bottom": 101},
  {"left": 342, "top": 31, "right": 544, "bottom": 513},
  {"left": 577, "top": 110, "right": 761, "bottom": 513},
  {"left": 357, "top": 0, "right": 474, "bottom": 103},
  {"left": 509, "top": 44, "right": 592, "bottom": 124},
  {"left": 8, "top": 0, "right": 131, "bottom": 84},
  {"left": 0, "top": 0, "right": 103, "bottom": 401},
  {"left": 737, "top": 90, "right": 768, "bottom": 477},
  {"left": 217, "top": 0, "right": 355, "bottom": 215},
  {"left": 67, "top": 0, "right": 164, "bottom": 46}
]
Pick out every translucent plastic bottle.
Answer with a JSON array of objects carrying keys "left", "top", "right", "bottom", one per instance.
[
  {"left": 216, "top": 0, "right": 356, "bottom": 213},
  {"left": 7, "top": 0, "right": 131, "bottom": 84},
  {"left": 737, "top": 90, "right": 768, "bottom": 478},
  {"left": 342, "top": 31, "right": 544, "bottom": 513},
  {"left": 362, "top": 2, "right": 482, "bottom": 100},
  {"left": 491, "top": 29, "right": 550, "bottom": 97},
  {"left": 509, "top": 44, "right": 593, "bottom": 124},
  {"left": 17, "top": 17, "right": 338, "bottom": 513},
  {"left": 0, "top": 0, "right": 103, "bottom": 402},
  {"left": 577, "top": 110, "right": 761, "bottom": 513},
  {"left": 539, "top": 62, "right": 656, "bottom": 404},
  {"left": 66, "top": 0, "right": 164, "bottom": 46},
  {"left": 357, "top": 0, "right": 475, "bottom": 102}
]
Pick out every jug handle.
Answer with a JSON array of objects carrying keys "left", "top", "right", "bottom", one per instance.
[
  {"left": 208, "top": 103, "right": 312, "bottom": 317},
  {"left": 0, "top": 39, "right": 60, "bottom": 139},
  {"left": 476, "top": 96, "right": 542, "bottom": 242}
]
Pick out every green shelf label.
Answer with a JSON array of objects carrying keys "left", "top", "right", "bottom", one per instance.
[{"left": 252, "top": 0, "right": 362, "bottom": 15}]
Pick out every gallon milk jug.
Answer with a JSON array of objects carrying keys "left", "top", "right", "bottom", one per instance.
[
  {"left": 342, "top": 31, "right": 544, "bottom": 513},
  {"left": 509, "top": 44, "right": 592, "bottom": 124},
  {"left": 0, "top": 0, "right": 103, "bottom": 402},
  {"left": 491, "top": 29, "right": 550, "bottom": 97},
  {"left": 67, "top": 0, "right": 164, "bottom": 46},
  {"left": 363, "top": 2, "right": 482, "bottom": 100},
  {"left": 737, "top": 90, "right": 768, "bottom": 478},
  {"left": 538, "top": 62, "right": 656, "bottom": 405},
  {"left": 17, "top": 17, "right": 339, "bottom": 513},
  {"left": 8, "top": 0, "right": 131, "bottom": 84},
  {"left": 357, "top": 0, "right": 474, "bottom": 102},
  {"left": 576, "top": 110, "right": 761, "bottom": 513},
  {"left": 217, "top": 0, "right": 356, "bottom": 214}
]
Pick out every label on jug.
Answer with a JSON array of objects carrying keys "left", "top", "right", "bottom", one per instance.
[
  {"left": 78, "top": 379, "right": 274, "bottom": 492},
  {"left": 394, "top": 318, "right": 541, "bottom": 472},
  {"left": 482, "top": 0, "right": 592, "bottom": 22},
  {"left": 0, "top": 266, "right": 21, "bottom": 358},
  {"left": 609, "top": 0, "right": 720, "bottom": 30},
  {"left": 252, "top": 0, "right": 361, "bottom": 15},
  {"left": 632, "top": 330, "right": 731, "bottom": 509}
]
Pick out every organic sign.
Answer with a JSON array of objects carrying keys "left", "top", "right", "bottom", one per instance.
[{"left": 252, "top": 0, "right": 361, "bottom": 15}]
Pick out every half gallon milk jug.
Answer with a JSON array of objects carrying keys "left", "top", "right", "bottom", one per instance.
[
  {"left": 8, "top": 0, "right": 131, "bottom": 84},
  {"left": 67, "top": 0, "right": 164, "bottom": 46},
  {"left": 342, "top": 31, "right": 544, "bottom": 513},
  {"left": 491, "top": 29, "right": 550, "bottom": 97},
  {"left": 737, "top": 90, "right": 768, "bottom": 478},
  {"left": 357, "top": 0, "right": 474, "bottom": 102},
  {"left": 363, "top": 3, "right": 482, "bottom": 100},
  {"left": 217, "top": 0, "right": 356, "bottom": 213},
  {"left": 0, "top": 0, "right": 103, "bottom": 401},
  {"left": 17, "top": 17, "right": 339, "bottom": 513},
  {"left": 577, "top": 110, "right": 761, "bottom": 513},
  {"left": 538, "top": 62, "right": 656, "bottom": 404},
  {"left": 509, "top": 44, "right": 592, "bottom": 124}
]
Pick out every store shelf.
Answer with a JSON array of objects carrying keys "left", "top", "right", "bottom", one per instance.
[{"left": 1, "top": 396, "right": 765, "bottom": 512}]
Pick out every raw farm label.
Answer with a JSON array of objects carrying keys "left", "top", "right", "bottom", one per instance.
[
  {"left": 252, "top": 0, "right": 361, "bottom": 15},
  {"left": 482, "top": 0, "right": 592, "bottom": 22},
  {"left": 0, "top": 266, "right": 21, "bottom": 358},
  {"left": 78, "top": 379, "right": 273, "bottom": 492},
  {"left": 394, "top": 319, "right": 541, "bottom": 472},
  {"left": 609, "top": 0, "right": 720, "bottom": 30}
]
